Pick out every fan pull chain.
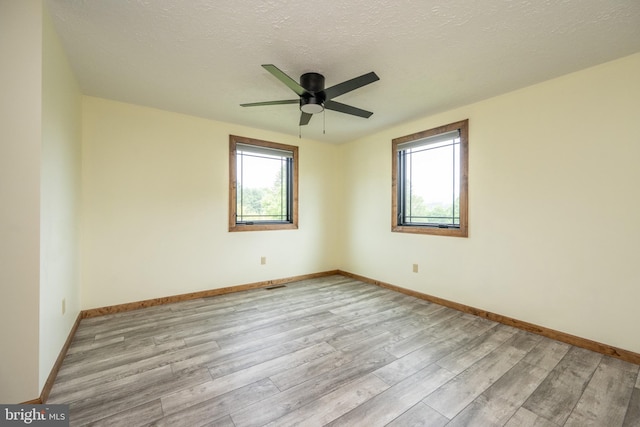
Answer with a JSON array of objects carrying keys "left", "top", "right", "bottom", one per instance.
[{"left": 323, "top": 110, "right": 326, "bottom": 134}]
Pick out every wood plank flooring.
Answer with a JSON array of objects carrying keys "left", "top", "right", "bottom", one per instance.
[{"left": 48, "top": 275, "right": 640, "bottom": 426}]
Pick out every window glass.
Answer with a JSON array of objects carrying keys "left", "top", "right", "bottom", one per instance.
[
  {"left": 392, "top": 120, "right": 468, "bottom": 237},
  {"left": 229, "top": 136, "right": 298, "bottom": 231}
]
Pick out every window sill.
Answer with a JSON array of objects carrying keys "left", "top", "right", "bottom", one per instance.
[
  {"left": 391, "top": 224, "right": 468, "bottom": 237},
  {"left": 229, "top": 223, "right": 298, "bottom": 232}
]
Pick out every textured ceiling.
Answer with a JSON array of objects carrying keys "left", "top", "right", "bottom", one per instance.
[{"left": 46, "top": 0, "right": 640, "bottom": 143}]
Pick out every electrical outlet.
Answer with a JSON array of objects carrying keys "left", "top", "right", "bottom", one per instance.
[
  {"left": 412, "top": 264, "right": 419, "bottom": 273},
  {"left": 62, "top": 298, "right": 66, "bottom": 315},
  {"left": 261, "top": 256, "right": 267, "bottom": 265}
]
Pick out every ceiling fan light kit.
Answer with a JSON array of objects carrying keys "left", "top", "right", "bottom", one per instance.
[
  {"left": 241, "top": 64, "right": 379, "bottom": 129},
  {"left": 300, "top": 97, "right": 324, "bottom": 114}
]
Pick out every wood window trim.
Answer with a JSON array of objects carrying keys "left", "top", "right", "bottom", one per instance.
[
  {"left": 229, "top": 135, "right": 299, "bottom": 232},
  {"left": 391, "top": 119, "right": 469, "bottom": 237}
]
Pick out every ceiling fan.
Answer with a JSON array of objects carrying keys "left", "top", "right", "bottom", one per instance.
[{"left": 241, "top": 64, "right": 379, "bottom": 126}]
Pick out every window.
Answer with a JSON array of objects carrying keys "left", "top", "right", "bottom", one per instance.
[
  {"left": 392, "top": 119, "right": 468, "bottom": 237},
  {"left": 229, "top": 135, "right": 298, "bottom": 232}
]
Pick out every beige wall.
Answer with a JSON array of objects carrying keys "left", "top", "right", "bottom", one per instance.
[
  {"left": 80, "top": 98, "right": 341, "bottom": 308},
  {"left": 0, "top": 0, "right": 43, "bottom": 403},
  {"left": 340, "top": 53, "right": 640, "bottom": 354},
  {"left": 40, "top": 7, "right": 82, "bottom": 390},
  {"left": 0, "top": 0, "right": 82, "bottom": 403}
]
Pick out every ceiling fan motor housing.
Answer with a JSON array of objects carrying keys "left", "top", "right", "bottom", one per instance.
[
  {"left": 300, "top": 72, "right": 325, "bottom": 93},
  {"left": 300, "top": 72, "right": 326, "bottom": 113}
]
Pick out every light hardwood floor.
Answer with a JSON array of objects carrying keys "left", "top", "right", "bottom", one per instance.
[{"left": 48, "top": 275, "right": 640, "bottom": 426}]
